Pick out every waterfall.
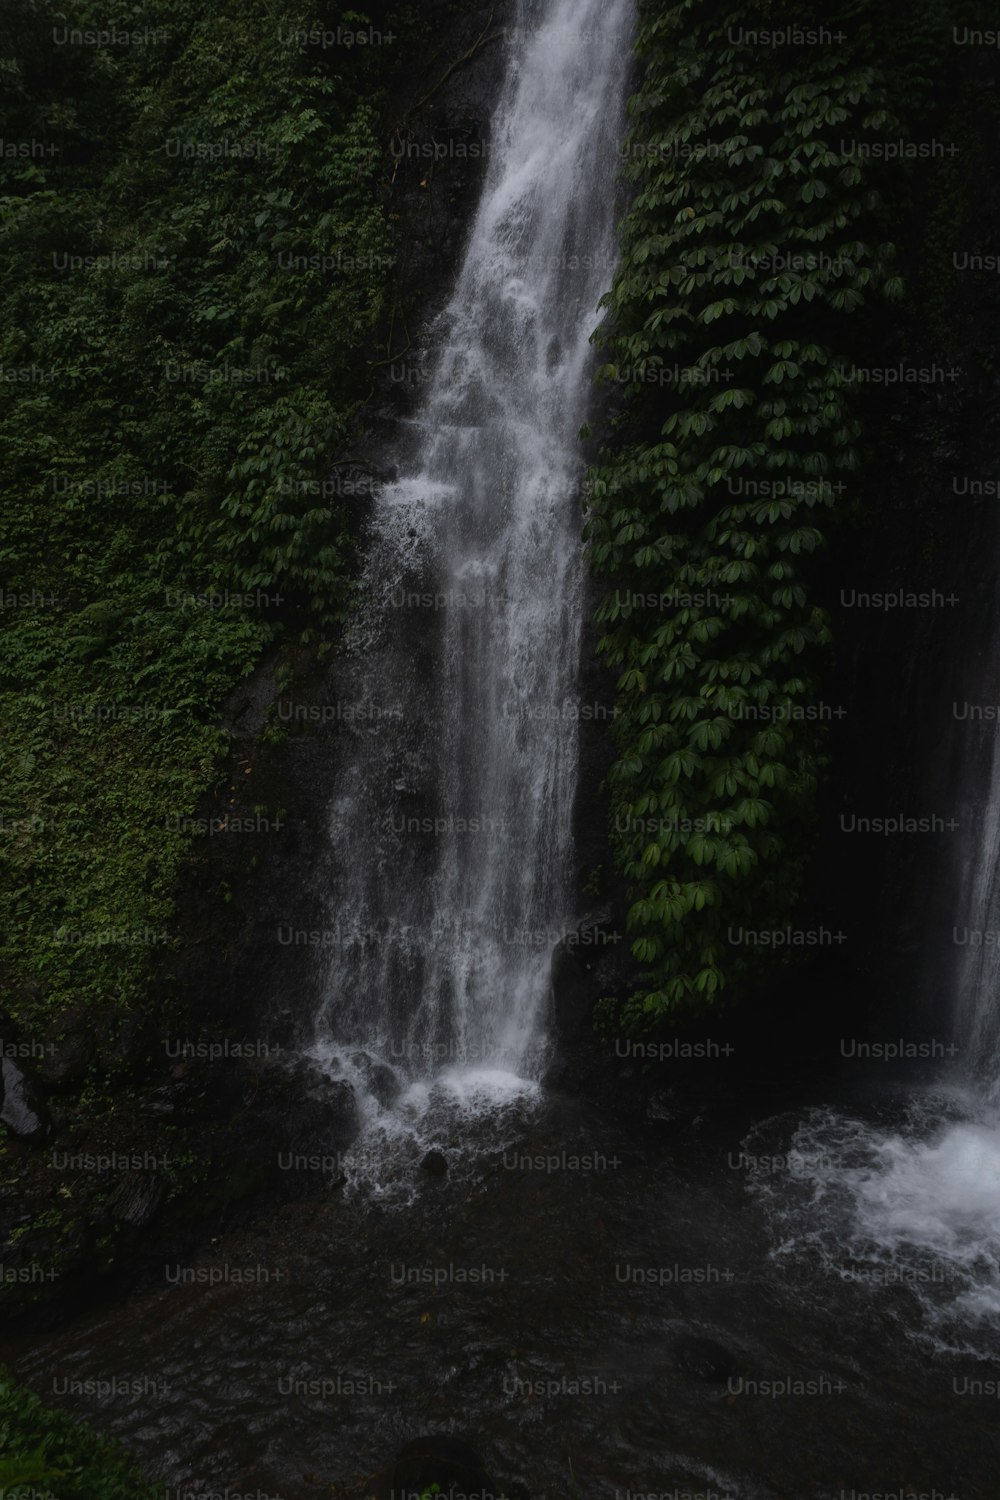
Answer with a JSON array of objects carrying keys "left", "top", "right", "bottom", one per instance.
[
  {"left": 952, "top": 716, "right": 1000, "bottom": 1098},
  {"left": 748, "top": 692, "right": 1000, "bottom": 1356},
  {"left": 307, "top": 0, "right": 634, "bottom": 1152}
]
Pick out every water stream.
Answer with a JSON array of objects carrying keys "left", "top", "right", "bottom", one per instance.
[{"left": 303, "top": 0, "right": 633, "bottom": 1177}]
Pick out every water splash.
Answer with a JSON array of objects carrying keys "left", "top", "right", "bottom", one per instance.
[{"left": 745, "top": 1089, "right": 1000, "bottom": 1354}]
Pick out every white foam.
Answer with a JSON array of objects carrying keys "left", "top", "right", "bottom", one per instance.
[
  {"left": 749, "top": 1092, "right": 1000, "bottom": 1353},
  {"left": 305, "top": 1046, "right": 543, "bottom": 1204}
]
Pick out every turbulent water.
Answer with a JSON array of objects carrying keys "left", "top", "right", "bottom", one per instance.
[
  {"left": 11, "top": 1096, "right": 1000, "bottom": 1499},
  {"left": 749, "top": 680, "right": 1000, "bottom": 1354},
  {"left": 306, "top": 0, "right": 633, "bottom": 1157}
]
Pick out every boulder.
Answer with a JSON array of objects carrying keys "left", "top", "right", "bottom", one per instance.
[
  {"left": 369, "top": 1435, "right": 503, "bottom": 1500},
  {"left": 350, "top": 1050, "right": 403, "bottom": 1109},
  {"left": 104, "top": 1170, "right": 165, "bottom": 1229},
  {"left": 0, "top": 1056, "right": 49, "bottom": 1140}
]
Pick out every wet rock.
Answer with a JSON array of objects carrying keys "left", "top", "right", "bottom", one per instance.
[
  {"left": 96, "top": 1010, "right": 157, "bottom": 1076},
  {"left": 138, "top": 1083, "right": 188, "bottom": 1120},
  {"left": 675, "top": 1334, "right": 739, "bottom": 1384},
  {"left": 350, "top": 1051, "right": 403, "bottom": 1109},
  {"left": 550, "top": 907, "right": 622, "bottom": 1040},
  {"left": 0, "top": 1057, "right": 49, "bottom": 1140},
  {"left": 646, "top": 1090, "right": 683, "bottom": 1124},
  {"left": 29, "top": 1002, "right": 98, "bottom": 1091},
  {"left": 550, "top": 941, "right": 592, "bottom": 1042},
  {"left": 139, "top": 1059, "right": 244, "bottom": 1122},
  {"left": 267, "top": 1007, "right": 299, "bottom": 1048},
  {"left": 370, "top": 1435, "right": 503, "bottom": 1500},
  {"left": 420, "top": 1149, "right": 449, "bottom": 1177},
  {"left": 645, "top": 1089, "right": 705, "bottom": 1130},
  {"left": 227, "top": 1066, "right": 360, "bottom": 1192},
  {"left": 104, "top": 1171, "right": 165, "bottom": 1228},
  {"left": 34, "top": 1026, "right": 93, "bottom": 1091},
  {"left": 222, "top": 657, "right": 281, "bottom": 738},
  {"left": 0, "top": 1203, "right": 90, "bottom": 1315},
  {"left": 291, "top": 1073, "right": 359, "bottom": 1147},
  {"left": 370, "top": 1062, "right": 403, "bottom": 1108}
]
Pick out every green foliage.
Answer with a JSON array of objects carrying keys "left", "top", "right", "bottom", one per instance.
[
  {"left": 587, "top": 0, "right": 904, "bottom": 1029},
  {"left": 0, "top": 1368, "right": 160, "bottom": 1500},
  {"left": 0, "top": 1, "right": 428, "bottom": 1026}
]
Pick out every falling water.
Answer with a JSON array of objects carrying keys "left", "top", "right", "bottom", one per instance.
[
  {"left": 307, "top": 0, "right": 633, "bottom": 1165},
  {"left": 953, "top": 697, "right": 1000, "bottom": 1096},
  {"left": 749, "top": 670, "right": 1000, "bottom": 1354}
]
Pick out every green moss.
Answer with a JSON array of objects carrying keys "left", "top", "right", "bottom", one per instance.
[{"left": 0, "top": 1, "right": 443, "bottom": 1035}]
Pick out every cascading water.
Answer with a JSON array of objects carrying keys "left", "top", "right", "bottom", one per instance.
[
  {"left": 306, "top": 0, "right": 633, "bottom": 1177},
  {"left": 954, "top": 711, "right": 1000, "bottom": 1095},
  {"left": 749, "top": 678, "right": 1000, "bottom": 1354}
]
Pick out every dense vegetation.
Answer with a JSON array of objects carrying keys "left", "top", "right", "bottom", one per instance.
[
  {"left": 0, "top": 1367, "right": 159, "bottom": 1500},
  {"left": 0, "top": 0, "right": 434, "bottom": 1037},
  {"left": 0, "top": 0, "right": 988, "bottom": 1044},
  {"left": 585, "top": 0, "right": 978, "bottom": 1030}
]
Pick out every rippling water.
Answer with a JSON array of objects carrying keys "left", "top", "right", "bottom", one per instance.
[{"left": 5, "top": 1090, "right": 999, "bottom": 1500}]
